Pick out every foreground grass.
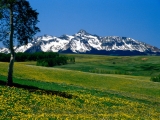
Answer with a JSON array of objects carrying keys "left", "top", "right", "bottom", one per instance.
[
  {"left": 0, "top": 55, "right": 160, "bottom": 119},
  {"left": 0, "top": 79, "right": 160, "bottom": 119}
]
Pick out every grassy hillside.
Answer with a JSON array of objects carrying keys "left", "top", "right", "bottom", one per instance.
[
  {"left": 0, "top": 55, "right": 160, "bottom": 119},
  {"left": 56, "top": 54, "right": 160, "bottom": 76}
]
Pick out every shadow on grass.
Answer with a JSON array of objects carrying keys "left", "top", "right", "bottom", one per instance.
[{"left": 0, "top": 80, "right": 76, "bottom": 99}]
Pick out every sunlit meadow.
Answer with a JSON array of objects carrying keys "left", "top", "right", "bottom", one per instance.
[
  {"left": 0, "top": 85, "right": 160, "bottom": 119},
  {"left": 0, "top": 55, "right": 160, "bottom": 119}
]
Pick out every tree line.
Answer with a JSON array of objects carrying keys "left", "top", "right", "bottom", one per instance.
[{"left": 0, "top": 52, "right": 75, "bottom": 67}]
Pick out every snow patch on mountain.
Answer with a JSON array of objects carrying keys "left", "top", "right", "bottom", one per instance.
[{"left": 0, "top": 29, "right": 160, "bottom": 55}]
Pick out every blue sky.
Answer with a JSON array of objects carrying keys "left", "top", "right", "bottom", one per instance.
[{"left": 2, "top": 0, "right": 160, "bottom": 48}]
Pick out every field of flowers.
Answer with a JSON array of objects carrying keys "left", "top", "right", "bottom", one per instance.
[
  {"left": 0, "top": 84, "right": 160, "bottom": 119},
  {"left": 0, "top": 55, "right": 160, "bottom": 119}
]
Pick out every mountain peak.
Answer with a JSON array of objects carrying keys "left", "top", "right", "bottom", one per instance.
[
  {"left": 77, "top": 29, "right": 89, "bottom": 35},
  {"left": 0, "top": 30, "right": 160, "bottom": 55}
]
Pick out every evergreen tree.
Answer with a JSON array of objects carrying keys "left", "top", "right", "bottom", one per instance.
[{"left": 0, "top": 0, "right": 40, "bottom": 86}]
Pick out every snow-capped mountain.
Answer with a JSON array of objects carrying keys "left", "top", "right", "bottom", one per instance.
[{"left": 0, "top": 30, "right": 160, "bottom": 55}]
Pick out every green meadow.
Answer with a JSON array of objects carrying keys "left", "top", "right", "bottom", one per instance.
[{"left": 0, "top": 54, "right": 160, "bottom": 119}]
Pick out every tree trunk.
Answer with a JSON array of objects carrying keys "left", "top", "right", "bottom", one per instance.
[
  {"left": 7, "top": 4, "right": 15, "bottom": 87},
  {"left": 7, "top": 53, "right": 15, "bottom": 86}
]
